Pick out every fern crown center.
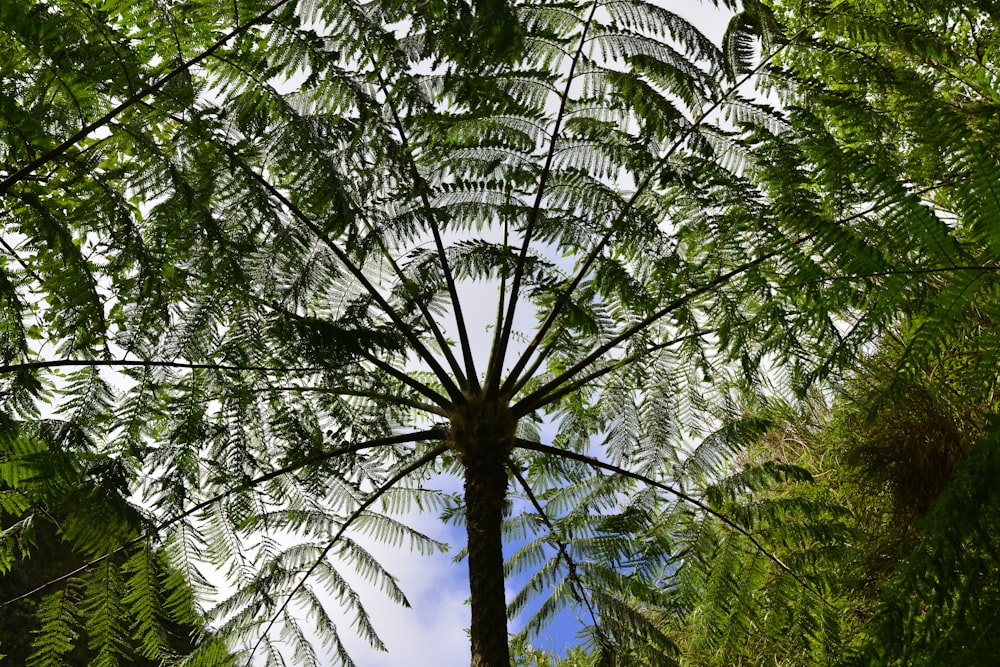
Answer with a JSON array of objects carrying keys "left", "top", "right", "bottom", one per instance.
[{"left": 448, "top": 393, "right": 517, "bottom": 461}]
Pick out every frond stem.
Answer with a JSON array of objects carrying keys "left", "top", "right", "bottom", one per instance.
[
  {"left": 269, "top": 385, "right": 447, "bottom": 416},
  {"left": 244, "top": 443, "right": 449, "bottom": 665},
  {"left": 513, "top": 173, "right": 924, "bottom": 412},
  {"left": 511, "top": 181, "right": 961, "bottom": 410},
  {"left": 0, "top": 358, "right": 327, "bottom": 376},
  {"left": 258, "top": 299, "right": 454, "bottom": 409},
  {"left": 376, "top": 69, "right": 480, "bottom": 393},
  {"left": 797, "top": 263, "right": 1000, "bottom": 285},
  {"left": 0, "top": 236, "right": 44, "bottom": 285},
  {"left": 487, "top": 0, "right": 600, "bottom": 398},
  {"left": 0, "top": 429, "right": 448, "bottom": 608},
  {"left": 489, "top": 213, "right": 511, "bottom": 387},
  {"left": 510, "top": 467, "right": 604, "bottom": 635},
  {"left": 499, "top": 3, "right": 846, "bottom": 398},
  {"left": 513, "top": 439, "right": 832, "bottom": 607},
  {"left": 355, "top": 347, "right": 454, "bottom": 409},
  {"left": 514, "top": 330, "right": 713, "bottom": 410},
  {"left": 513, "top": 253, "right": 776, "bottom": 416},
  {"left": 232, "top": 157, "right": 466, "bottom": 403},
  {"left": 370, "top": 229, "right": 471, "bottom": 391}
]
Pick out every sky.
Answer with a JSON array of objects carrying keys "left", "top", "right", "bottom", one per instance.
[
  {"left": 334, "top": 504, "right": 473, "bottom": 666},
  {"left": 319, "top": 3, "right": 736, "bottom": 664}
]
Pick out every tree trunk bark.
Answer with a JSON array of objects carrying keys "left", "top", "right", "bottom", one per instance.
[
  {"left": 450, "top": 395, "right": 515, "bottom": 666},
  {"left": 463, "top": 436, "right": 511, "bottom": 667}
]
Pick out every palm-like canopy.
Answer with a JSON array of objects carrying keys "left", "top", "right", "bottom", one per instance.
[{"left": 0, "top": 0, "right": 981, "bottom": 665}]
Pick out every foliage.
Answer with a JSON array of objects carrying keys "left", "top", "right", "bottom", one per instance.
[
  {"left": 572, "top": 308, "right": 1000, "bottom": 667},
  {"left": 763, "top": 0, "right": 1000, "bottom": 387},
  {"left": 0, "top": 421, "right": 235, "bottom": 664},
  {"left": 849, "top": 418, "right": 1000, "bottom": 667},
  {"left": 628, "top": 1, "right": 1000, "bottom": 664},
  {"left": 510, "top": 636, "right": 592, "bottom": 666},
  {"left": 675, "top": 318, "right": 1000, "bottom": 666},
  {"left": 0, "top": 0, "right": 992, "bottom": 665},
  {"left": 750, "top": 1, "right": 1000, "bottom": 660}
]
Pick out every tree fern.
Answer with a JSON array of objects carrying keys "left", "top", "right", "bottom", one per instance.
[{"left": 1, "top": 0, "right": 988, "bottom": 664}]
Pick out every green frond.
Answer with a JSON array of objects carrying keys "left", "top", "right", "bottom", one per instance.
[
  {"left": 331, "top": 536, "right": 413, "bottom": 606},
  {"left": 280, "top": 608, "right": 321, "bottom": 667},
  {"left": 307, "top": 550, "right": 387, "bottom": 652},
  {"left": 121, "top": 545, "right": 172, "bottom": 660},
  {"left": 80, "top": 558, "right": 131, "bottom": 666},
  {"left": 849, "top": 421, "right": 1000, "bottom": 666},
  {"left": 27, "top": 580, "right": 83, "bottom": 667},
  {"left": 175, "top": 635, "right": 242, "bottom": 667},
  {"left": 511, "top": 574, "right": 576, "bottom": 641},
  {"left": 351, "top": 510, "right": 448, "bottom": 555}
]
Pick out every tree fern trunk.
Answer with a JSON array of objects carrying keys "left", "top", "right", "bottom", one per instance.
[
  {"left": 451, "top": 395, "right": 515, "bottom": 667},
  {"left": 464, "top": 437, "right": 510, "bottom": 667}
]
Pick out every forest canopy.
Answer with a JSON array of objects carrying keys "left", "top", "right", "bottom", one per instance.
[{"left": 0, "top": 0, "right": 997, "bottom": 665}]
